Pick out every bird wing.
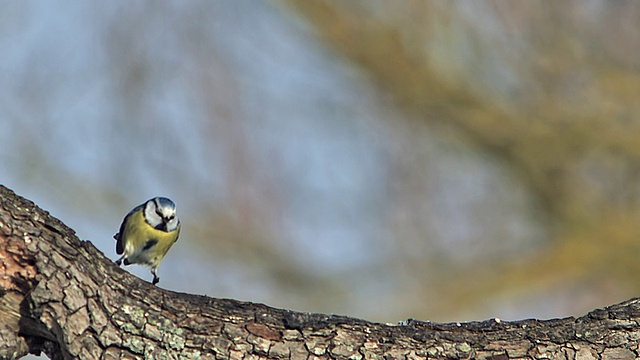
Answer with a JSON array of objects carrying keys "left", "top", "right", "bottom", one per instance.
[{"left": 114, "top": 204, "right": 145, "bottom": 255}]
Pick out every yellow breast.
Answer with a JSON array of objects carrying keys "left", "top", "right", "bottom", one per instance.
[{"left": 122, "top": 209, "right": 181, "bottom": 267}]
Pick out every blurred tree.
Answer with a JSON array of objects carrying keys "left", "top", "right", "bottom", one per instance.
[{"left": 284, "top": 0, "right": 640, "bottom": 320}]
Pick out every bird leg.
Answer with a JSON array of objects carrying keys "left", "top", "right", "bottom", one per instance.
[{"left": 151, "top": 267, "right": 160, "bottom": 285}]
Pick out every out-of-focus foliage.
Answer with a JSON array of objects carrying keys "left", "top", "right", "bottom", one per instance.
[
  {"left": 285, "top": 0, "right": 640, "bottom": 320},
  {"left": 1, "top": 1, "right": 639, "bottom": 335}
]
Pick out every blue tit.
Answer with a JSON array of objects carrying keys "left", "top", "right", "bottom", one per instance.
[{"left": 114, "top": 197, "right": 181, "bottom": 285}]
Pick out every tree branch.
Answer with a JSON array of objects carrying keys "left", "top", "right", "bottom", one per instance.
[{"left": 0, "top": 184, "right": 638, "bottom": 359}]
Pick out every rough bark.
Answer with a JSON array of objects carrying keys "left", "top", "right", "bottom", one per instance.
[{"left": 0, "top": 185, "right": 639, "bottom": 360}]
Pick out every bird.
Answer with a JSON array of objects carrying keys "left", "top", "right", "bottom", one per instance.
[{"left": 114, "top": 197, "right": 181, "bottom": 285}]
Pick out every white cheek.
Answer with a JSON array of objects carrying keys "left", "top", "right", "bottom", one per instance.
[
  {"left": 168, "top": 219, "right": 178, "bottom": 231},
  {"left": 145, "top": 215, "right": 162, "bottom": 228}
]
